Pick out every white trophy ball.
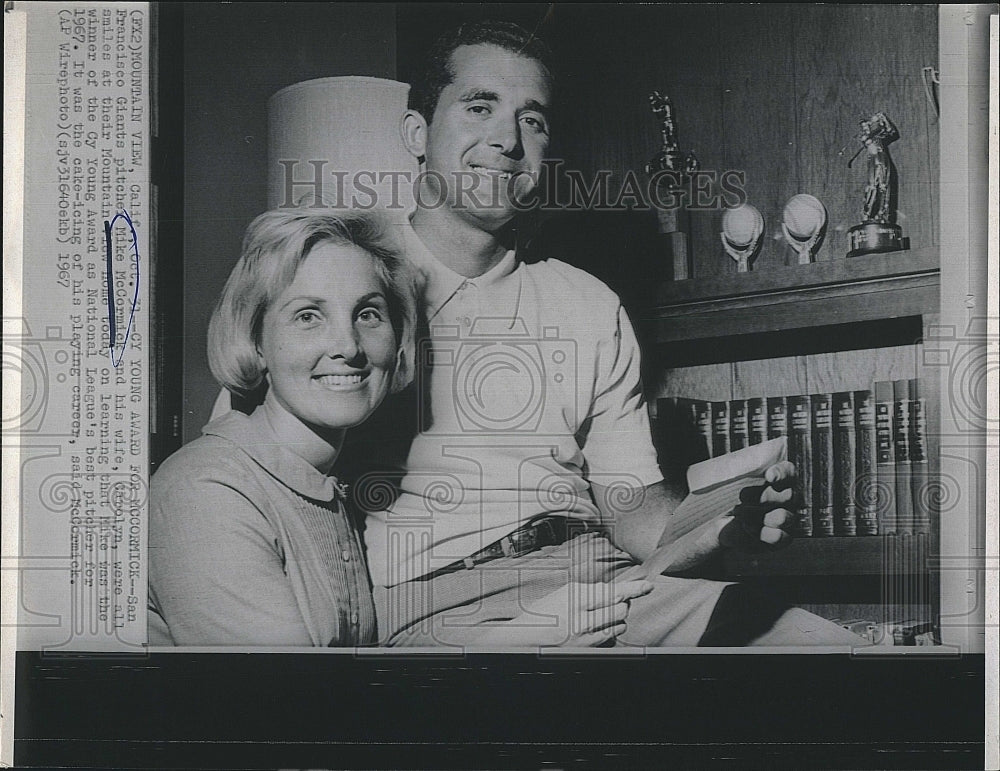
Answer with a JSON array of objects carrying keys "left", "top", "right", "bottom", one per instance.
[
  {"left": 783, "top": 194, "right": 826, "bottom": 240},
  {"left": 722, "top": 204, "right": 763, "bottom": 248}
]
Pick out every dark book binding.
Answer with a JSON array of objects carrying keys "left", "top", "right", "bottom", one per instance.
[
  {"left": 729, "top": 399, "right": 749, "bottom": 452},
  {"left": 811, "top": 393, "right": 835, "bottom": 537},
  {"left": 766, "top": 395, "right": 788, "bottom": 440},
  {"left": 654, "top": 397, "right": 681, "bottom": 485},
  {"left": 786, "top": 395, "right": 813, "bottom": 537},
  {"left": 892, "top": 379, "right": 915, "bottom": 535},
  {"left": 832, "top": 391, "right": 858, "bottom": 536},
  {"left": 748, "top": 397, "right": 767, "bottom": 445},
  {"left": 689, "top": 398, "right": 713, "bottom": 463},
  {"left": 874, "top": 380, "right": 898, "bottom": 534},
  {"left": 854, "top": 389, "right": 879, "bottom": 535},
  {"left": 711, "top": 400, "right": 730, "bottom": 457},
  {"left": 908, "top": 378, "right": 932, "bottom": 535}
]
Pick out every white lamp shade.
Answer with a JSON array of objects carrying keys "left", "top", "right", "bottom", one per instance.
[{"left": 267, "top": 77, "right": 418, "bottom": 220}]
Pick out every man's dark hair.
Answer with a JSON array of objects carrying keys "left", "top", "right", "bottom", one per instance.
[{"left": 409, "top": 20, "right": 555, "bottom": 122}]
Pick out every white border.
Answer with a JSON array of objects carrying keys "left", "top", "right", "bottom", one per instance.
[
  {"left": 984, "top": 13, "right": 998, "bottom": 770},
  {"left": 1, "top": 6, "right": 27, "bottom": 766}
]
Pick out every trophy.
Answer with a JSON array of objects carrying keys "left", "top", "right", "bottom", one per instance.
[
  {"left": 845, "top": 112, "right": 909, "bottom": 257},
  {"left": 721, "top": 203, "right": 764, "bottom": 273},
  {"left": 781, "top": 193, "right": 827, "bottom": 264},
  {"left": 645, "top": 90, "right": 699, "bottom": 280}
]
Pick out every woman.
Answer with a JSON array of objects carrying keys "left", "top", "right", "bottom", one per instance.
[
  {"left": 149, "top": 209, "right": 648, "bottom": 646},
  {"left": 149, "top": 209, "right": 417, "bottom": 646}
]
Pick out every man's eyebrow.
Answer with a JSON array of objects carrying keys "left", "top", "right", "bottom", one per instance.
[
  {"left": 459, "top": 89, "right": 500, "bottom": 103},
  {"left": 521, "top": 99, "right": 549, "bottom": 116}
]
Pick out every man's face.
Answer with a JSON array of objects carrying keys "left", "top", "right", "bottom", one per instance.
[{"left": 421, "top": 43, "right": 552, "bottom": 231}]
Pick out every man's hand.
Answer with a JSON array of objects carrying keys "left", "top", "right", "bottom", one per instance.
[
  {"left": 636, "top": 461, "right": 799, "bottom": 578},
  {"left": 717, "top": 460, "right": 797, "bottom": 550},
  {"left": 468, "top": 579, "right": 653, "bottom": 647}
]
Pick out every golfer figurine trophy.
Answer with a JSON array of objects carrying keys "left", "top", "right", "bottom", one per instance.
[
  {"left": 645, "top": 90, "right": 699, "bottom": 280},
  {"left": 846, "top": 112, "right": 910, "bottom": 257}
]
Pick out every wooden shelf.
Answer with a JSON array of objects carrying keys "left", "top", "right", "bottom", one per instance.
[
  {"left": 642, "top": 248, "right": 939, "bottom": 344},
  {"left": 721, "top": 534, "right": 931, "bottom": 577}
]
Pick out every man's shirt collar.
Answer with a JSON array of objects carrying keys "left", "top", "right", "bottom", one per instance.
[{"left": 401, "top": 223, "right": 517, "bottom": 320}]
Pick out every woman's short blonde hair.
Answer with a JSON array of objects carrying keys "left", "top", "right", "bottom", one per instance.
[{"left": 208, "top": 209, "right": 417, "bottom": 398}]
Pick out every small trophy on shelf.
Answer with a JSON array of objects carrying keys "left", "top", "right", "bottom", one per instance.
[
  {"left": 781, "top": 193, "right": 828, "bottom": 264},
  {"left": 845, "top": 112, "right": 910, "bottom": 258},
  {"left": 645, "top": 90, "right": 699, "bottom": 280},
  {"left": 721, "top": 203, "right": 764, "bottom": 273}
]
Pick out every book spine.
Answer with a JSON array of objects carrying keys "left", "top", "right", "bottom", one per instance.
[
  {"left": 832, "top": 391, "right": 858, "bottom": 536},
  {"left": 892, "top": 379, "right": 914, "bottom": 535},
  {"left": 729, "top": 399, "right": 749, "bottom": 451},
  {"left": 766, "top": 395, "right": 788, "bottom": 440},
  {"left": 811, "top": 393, "right": 835, "bottom": 537},
  {"left": 908, "top": 379, "right": 932, "bottom": 535},
  {"left": 874, "top": 381, "right": 898, "bottom": 535},
  {"left": 655, "top": 397, "right": 681, "bottom": 485},
  {"left": 748, "top": 397, "right": 767, "bottom": 445},
  {"left": 854, "top": 389, "right": 879, "bottom": 535},
  {"left": 711, "top": 400, "right": 730, "bottom": 457},
  {"left": 786, "top": 395, "right": 813, "bottom": 536},
  {"left": 691, "top": 399, "right": 713, "bottom": 462}
]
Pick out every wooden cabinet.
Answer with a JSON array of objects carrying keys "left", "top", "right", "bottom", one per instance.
[
  {"left": 538, "top": 5, "right": 942, "bottom": 638},
  {"left": 640, "top": 246, "right": 940, "bottom": 634}
]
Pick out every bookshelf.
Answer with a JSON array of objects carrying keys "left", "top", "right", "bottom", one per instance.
[
  {"left": 641, "top": 251, "right": 941, "bottom": 636},
  {"left": 646, "top": 248, "right": 940, "bottom": 344},
  {"left": 721, "top": 533, "right": 930, "bottom": 578}
]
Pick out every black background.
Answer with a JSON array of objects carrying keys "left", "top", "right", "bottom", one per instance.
[{"left": 14, "top": 652, "right": 986, "bottom": 767}]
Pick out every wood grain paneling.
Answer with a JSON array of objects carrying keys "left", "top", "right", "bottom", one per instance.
[
  {"left": 792, "top": 5, "right": 936, "bottom": 262},
  {"left": 551, "top": 6, "right": 936, "bottom": 283},
  {"left": 551, "top": 6, "right": 726, "bottom": 280},
  {"left": 719, "top": 6, "right": 798, "bottom": 275}
]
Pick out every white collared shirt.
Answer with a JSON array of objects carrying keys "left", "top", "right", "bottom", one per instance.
[{"left": 363, "top": 224, "right": 663, "bottom": 586}]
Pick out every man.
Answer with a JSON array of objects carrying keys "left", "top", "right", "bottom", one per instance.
[{"left": 350, "top": 20, "right": 864, "bottom": 647}]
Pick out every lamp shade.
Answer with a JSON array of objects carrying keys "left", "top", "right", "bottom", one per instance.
[{"left": 267, "top": 77, "right": 418, "bottom": 220}]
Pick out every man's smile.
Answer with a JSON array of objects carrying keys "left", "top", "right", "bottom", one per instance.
[{"left": 468, "top": 163, "right": 515, "bottom": 181}]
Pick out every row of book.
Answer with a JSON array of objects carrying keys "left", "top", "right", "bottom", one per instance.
[{"left": 656, "top": 379, "right": 932, "bottom": 537}]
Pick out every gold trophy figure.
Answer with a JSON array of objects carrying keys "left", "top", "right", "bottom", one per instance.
[
  {"left": 646, "top": 90, "right": 699, "bottom": 280},
  {"left": 846, "top": 112, "right": 910, "bottom": 257}
]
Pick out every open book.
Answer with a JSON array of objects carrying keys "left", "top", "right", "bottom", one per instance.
[{"left": 632, "top": 437, "right": 787, "bottom": 579}]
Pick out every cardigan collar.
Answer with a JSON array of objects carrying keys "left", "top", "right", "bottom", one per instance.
[{"left": 202, "top": 411, "right": 344, "bottom": 503}]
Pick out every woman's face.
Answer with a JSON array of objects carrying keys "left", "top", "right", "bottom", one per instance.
[{"left": 256, "top": 242, "right": 398, "bottom": 432}]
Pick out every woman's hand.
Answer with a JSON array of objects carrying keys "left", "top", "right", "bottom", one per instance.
[{"left": 470, "top": 579, "right": 653, "bottom": 647}]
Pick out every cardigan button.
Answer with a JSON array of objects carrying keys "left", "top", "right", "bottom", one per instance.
[{"left": 341, "top": 549, "right": 352, "bottom": 562}]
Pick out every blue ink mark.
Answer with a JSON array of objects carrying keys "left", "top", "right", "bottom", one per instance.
[{"left": 103, "top": 208, "right": 140, "bottom": 367}]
